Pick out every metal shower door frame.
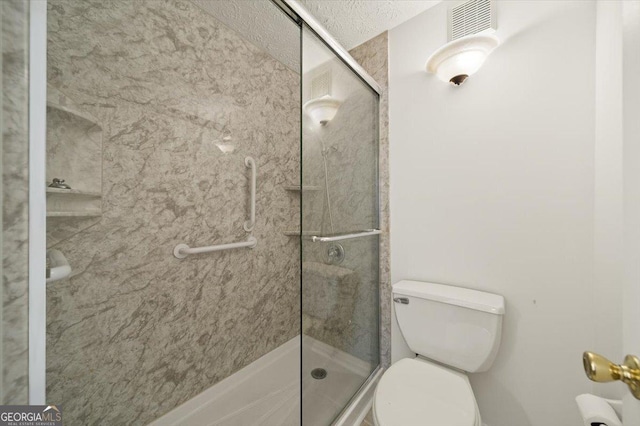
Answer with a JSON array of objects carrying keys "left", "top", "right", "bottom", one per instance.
[{"left": 270, "top": 1, "right": 384, "bottom": 424}]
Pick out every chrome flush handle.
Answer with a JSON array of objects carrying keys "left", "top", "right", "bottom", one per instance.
[{"left": 393, "top": 297, "right": 409, "bottom": 305}]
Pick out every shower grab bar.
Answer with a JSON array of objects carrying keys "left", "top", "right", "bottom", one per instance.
[
  {"left": 310, "top": 229, "right": 381, "bottom": 243},
  {"left": 173, "top": 236, "right": 257, "bottom": 259},
  {"left": 243, "top": 156, "right": 256, "bottom": 232},
  {"left": 174, "top": 156, "right": 258, "bottom": 259}
]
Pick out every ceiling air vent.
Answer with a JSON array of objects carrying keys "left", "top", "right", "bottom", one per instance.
[
  {"left": 448, "top": 0, "right": 496, "bottom": 41},
  {"left": 311, "top": 70, "right": 332, "bottom": 99}
]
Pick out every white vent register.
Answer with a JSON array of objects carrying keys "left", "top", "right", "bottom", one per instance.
[{"left": 449, "top": 0, "right": 496, "bottom": 41}]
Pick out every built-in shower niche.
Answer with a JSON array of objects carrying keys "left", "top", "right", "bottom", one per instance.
[{"left": 46, "top": 85, "right": 102, "bottom": 247}]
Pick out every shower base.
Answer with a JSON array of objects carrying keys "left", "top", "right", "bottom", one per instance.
[{"left": 150, "top": 335, "right": 372, "bottom": 426}]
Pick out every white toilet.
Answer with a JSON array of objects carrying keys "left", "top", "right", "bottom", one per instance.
[{"left": 373, "top": 280, "right": 505, "bottom": 426}]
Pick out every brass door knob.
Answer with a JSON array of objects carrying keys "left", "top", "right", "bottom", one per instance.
[{"left": 583, "top": 351, "right": 640, "bottom": 400}]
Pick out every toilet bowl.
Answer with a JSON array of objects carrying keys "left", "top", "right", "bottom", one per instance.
[
  {"left": 373, "top": 280, "right": 505, "bottom": 426},
  {"left": 373, "top": 358, "right": 481, "bottom": 426}
]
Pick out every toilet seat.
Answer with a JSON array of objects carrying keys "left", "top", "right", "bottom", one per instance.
[{"left": 373, "top": 358, "right": 480, "bottom": 426}]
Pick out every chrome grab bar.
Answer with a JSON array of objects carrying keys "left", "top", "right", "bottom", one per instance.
[
  {"left": 243, "top": 156, "right": 256, "bottom": 232},
  {"left": 174, "top": 236, "right": 257, "bottom": 259},
  {"left": 174, "top": 156, "right": 258, "bottom": 259},
  {"left": 310, "top": 229, "right": 381, "bottom": 243}
]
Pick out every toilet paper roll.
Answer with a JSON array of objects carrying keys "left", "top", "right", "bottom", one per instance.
[{"left": 575, "top": 393, "right": 622, "bottom": 426}]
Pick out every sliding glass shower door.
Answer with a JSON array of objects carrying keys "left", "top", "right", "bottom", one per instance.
[
  {"left": 5, "top": 0, "right": 380, "bottom": 422},
  {"left": 301, "top": 24, "right": 380, "bottom": 426}
]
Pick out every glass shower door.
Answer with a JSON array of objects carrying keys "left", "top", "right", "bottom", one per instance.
[{"left": 301, "top": 24, "right": 380, "bottom": 426}]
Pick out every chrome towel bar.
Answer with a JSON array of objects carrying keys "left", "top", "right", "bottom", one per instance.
[{"left": 310, "top": 229, "right": 381, "bottom": 243}]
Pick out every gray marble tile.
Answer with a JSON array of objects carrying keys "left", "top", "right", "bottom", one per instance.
[
  {"left": 46, "top": 0, "right": 300, "bottom": 423},
  {"left": 2, "top": 0, "right": 30, "bottom": 405}
]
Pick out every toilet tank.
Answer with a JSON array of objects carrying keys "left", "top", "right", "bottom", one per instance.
[{"left": 393, "top": 280, "right": 505, "bottom": 373}]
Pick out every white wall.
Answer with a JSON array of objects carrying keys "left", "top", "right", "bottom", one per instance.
[
  {"left": 389, "top": 1, "right": 610, "bottom": 425},
  {"left": 593, "top": 0, "right": 624, "bottom": 400},
  {"left": 622, "top": 1, "right": 640, "bottom": 424}
]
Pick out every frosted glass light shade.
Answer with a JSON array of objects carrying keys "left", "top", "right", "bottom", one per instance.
[
  {"left": 426, "top": 34, "right": 499, "bottom": 85},
  {"left": 303, "top": 95, "right": 342, "bottom": 126}
]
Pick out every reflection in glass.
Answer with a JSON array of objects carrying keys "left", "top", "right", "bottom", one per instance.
[{"left": 301, "top": 24, "right": 380, "bottom": 425}]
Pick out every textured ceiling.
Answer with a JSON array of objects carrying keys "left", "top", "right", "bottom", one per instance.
[
  {"left": 194, "top": 0, "right": 442, "bottom": 70},
  {"left": 299, "top": 0, "right": 442, "bottom": 50},
  {"left": 194, "top": 0, "right": 300, "bottom": 71}
]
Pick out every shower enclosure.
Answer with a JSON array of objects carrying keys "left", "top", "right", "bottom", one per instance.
[
  {"left": 1, "top": 0, "right": 381, "bottom": 424},
  {"left": 300, "top": 20, "right": 381, "bottom": 425}
]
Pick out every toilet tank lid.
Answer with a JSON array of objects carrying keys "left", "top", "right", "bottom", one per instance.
[{"left": 393, "top": 280, "right": 505, "bottom": 315}]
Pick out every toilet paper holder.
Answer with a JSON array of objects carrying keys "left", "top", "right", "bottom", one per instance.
[
  {"left": 576, "top": 393, "right": 622, "bottom": 426},
  {"left": 583, "top": 351, "right": 640, "bottom": 400}
]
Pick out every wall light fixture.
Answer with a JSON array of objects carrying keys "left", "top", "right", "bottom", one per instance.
[
  {"left": 303, "top": 95, "right": 341, "bottom": 126},
  {"left": 426, "top": 34, "right": 499, "bottom": 85}
]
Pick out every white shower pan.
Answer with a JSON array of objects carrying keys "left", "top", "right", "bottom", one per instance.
[{"left": 150, "top": 335, "right": 373, "bottom": 426}]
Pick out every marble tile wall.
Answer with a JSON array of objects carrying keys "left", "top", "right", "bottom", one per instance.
[
  {"left": 2, "top": 0, "right": 30, "bottom": 405},
  {"left": 46, "top": 0, "right": 300, "bottom": 423},
  {"left": 349, "top": 32, "right": 390, "bottom": 368}
]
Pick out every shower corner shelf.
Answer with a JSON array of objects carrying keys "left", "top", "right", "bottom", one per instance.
[
  {"left": 284, "top": 185, "right": 322, "bottom": 192},
  {"left": 46, "top": 210, "right": 102, "bottom": 218},
  {"left": 46, "top": 187, "right": 101, "bottom": 197},
  {"left": 46, "top": 96, "right": 102, "bottom": 131},
  {"left": 46, "top": 188, "right": 102, "bottom": 218},
  {"left": 45, "top": 85, "right": 104, "bottom": 222}
]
